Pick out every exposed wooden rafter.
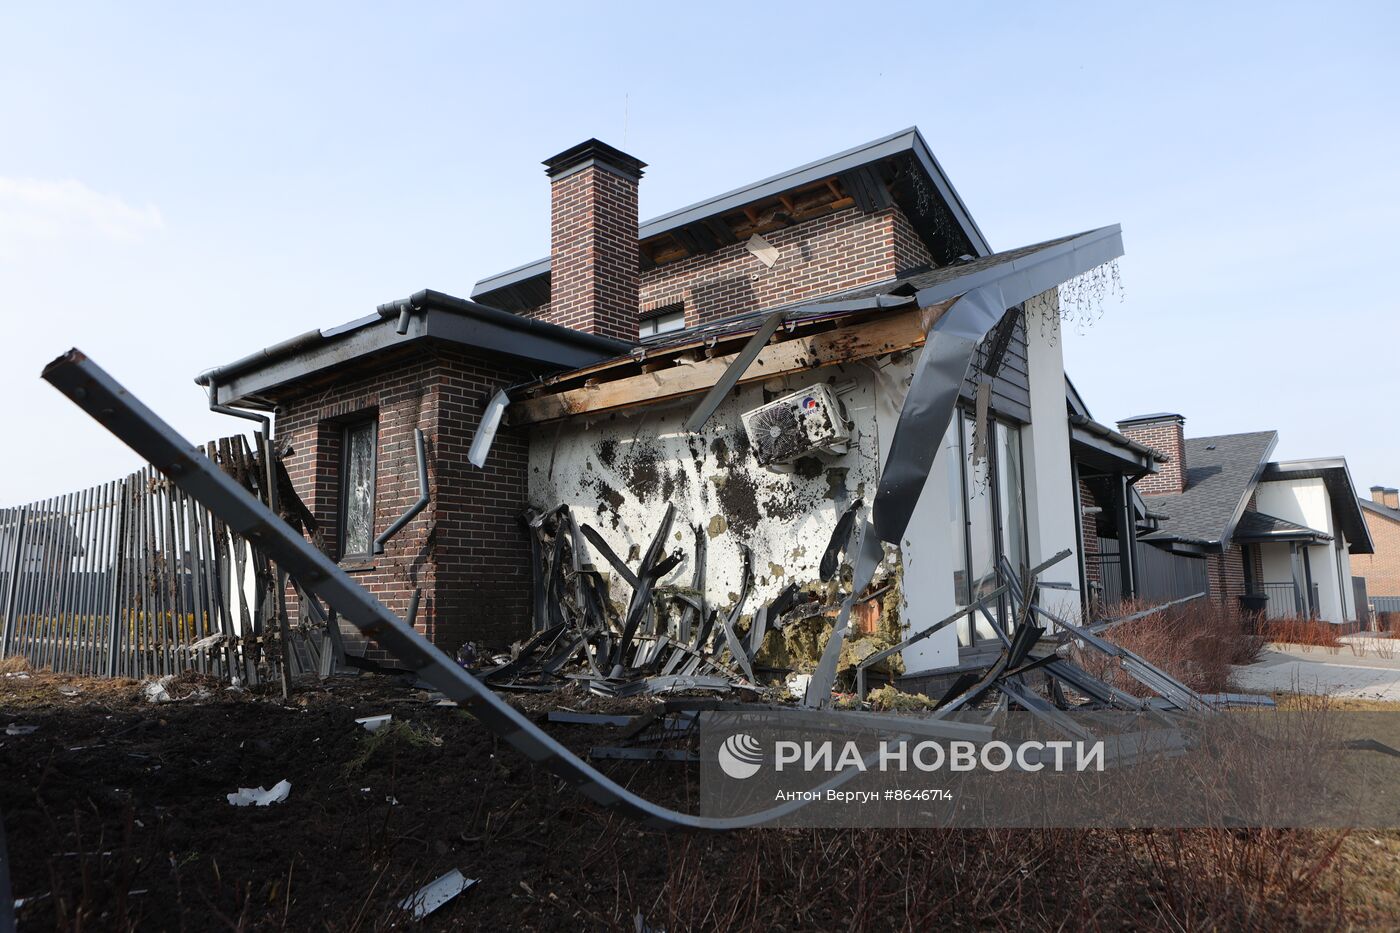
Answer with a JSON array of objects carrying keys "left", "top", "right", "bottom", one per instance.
[{"left": 507, "top": 300, "right": 955, "bottom": 426}]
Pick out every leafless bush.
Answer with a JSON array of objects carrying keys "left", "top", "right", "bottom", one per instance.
[
  {"left": 1259, "top": 617, "right": 1343, "bottom": 652},
  {"left": 1075, "top": 598, "right": 1263, "bottom": 696}
]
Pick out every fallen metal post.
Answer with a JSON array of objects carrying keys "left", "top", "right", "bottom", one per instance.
[
  {"left": 1088, "top": 592, "right": 1205, "bottom": 635},
  {"left": 45, "top": 349, "right": 876, "bottom": 830}
]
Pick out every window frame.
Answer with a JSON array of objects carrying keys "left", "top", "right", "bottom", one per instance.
[
  {"left": 638, "top": 305, "right": 686, "bottom": 338},
  {"left": 338, "top": 417, "right": 378, "bottom": 560},
  {"left": 949, "top": 408, "right": 1030, "bottom": 646}
]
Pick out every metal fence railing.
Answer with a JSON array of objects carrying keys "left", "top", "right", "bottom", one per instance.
[
  {"left": 0, "top": 436, "right": 333, "bottom": 685},
  {"left": 1258, "top": 581, "right": 1320, "bottom": 619}
]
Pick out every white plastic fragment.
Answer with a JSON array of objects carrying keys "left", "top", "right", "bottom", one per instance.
[
  {"left": 5, "top": 723, "right": 38, "bottom": 736},
  {"left": 143, "top": 676, "right": 175, "bottom": 703},
  {"left": 226, "top": 779, "right": 292, "bottom": 807},
  {"left": 398, "top": 868, "right": 476, "bottom": 920},
  {"left": 785, "top": 673, "right": 812, "bottom": 700},
  {"left": 355, "top": 714, "right": 392, "bottom": 733}
]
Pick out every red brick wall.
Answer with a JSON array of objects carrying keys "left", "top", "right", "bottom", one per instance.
[
  {"left": 545, "top": 163, "right": 640, "bottom": 342},
  {"left": 1207, "top": 543, "right": 1250, "bottom": 603},
  {"left": 1079, "top": 479, "right": 1102, "bottom": 597},
  {"left": 1351, "top": 509, "right": 1400, "bottom": 598},
  {"left": 276, "top": 347, "right": 535, "bottom": 656},
  {"left": 523, "top": 205, "right": 933, "bottom": 331},
  {"left": 1118, "top": 418, "right": 1185, "bottom": 496}
]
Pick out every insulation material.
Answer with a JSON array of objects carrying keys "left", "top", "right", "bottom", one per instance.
[{"left": 529, "top": 364, "right": 887, "bottom": 619}]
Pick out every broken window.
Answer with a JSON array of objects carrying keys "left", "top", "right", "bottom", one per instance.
[{"left": 339, "top": 419, "right": 377, "bottom": 558}]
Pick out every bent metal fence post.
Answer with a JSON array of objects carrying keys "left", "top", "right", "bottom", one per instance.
[{"left": 0, "top": 437, "right": 322, "bottom": 683}]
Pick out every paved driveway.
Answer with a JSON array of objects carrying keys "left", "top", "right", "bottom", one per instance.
[{"left": 1233, "top": 643, "right": 1400, "bottom": 701}]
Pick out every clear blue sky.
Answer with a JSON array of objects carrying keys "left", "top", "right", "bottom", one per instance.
[{"left": 2, "top": 3, "right": 1396, "bottom": 505}]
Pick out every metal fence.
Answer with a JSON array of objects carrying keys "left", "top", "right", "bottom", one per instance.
[
  {"left": 1095, "top": 537, "right": 1209, "bottom": 606},
  {"left": 1259, "top": 581, "right": 1320, "bottom": 619},
  {"left": 0, "top": 436, "right": 331, "bottom": 684}
]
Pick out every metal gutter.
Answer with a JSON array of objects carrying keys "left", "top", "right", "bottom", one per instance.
[
  {"left": 194, "top": 289, "right": 631, "bottom": 406},
  {"left": 1069, "top": 413, "right": 1167, "bottom": 465}
]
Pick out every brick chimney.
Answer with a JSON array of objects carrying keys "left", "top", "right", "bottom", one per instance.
[
  {"left": 1117, "top": 413, "right": 1186, "bottom": 495},
  {"left": 542, "top": 139, "right": 645, "bottom": 342},
  {"left": 1387, "top": 488, "right": 1399, "bottom": 510},
  {"left": 1372, "top": 486, "right": 1387, "bottom": 505}
]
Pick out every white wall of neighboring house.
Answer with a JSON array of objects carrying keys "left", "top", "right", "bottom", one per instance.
[{"left": 1254, "top": 477, "right": 1353, "bottom": 623}]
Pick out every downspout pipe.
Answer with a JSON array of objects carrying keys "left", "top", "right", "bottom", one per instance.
[
  {"left": 203, "top": 375, "right": 276, "bottom": 508},
  {"left": 374, "top": 428, "right": 429, "bottom": 555}
]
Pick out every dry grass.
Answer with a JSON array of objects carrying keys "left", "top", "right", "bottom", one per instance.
[{"left": 0, "top": 654, "right": 33, "bottom": 674}]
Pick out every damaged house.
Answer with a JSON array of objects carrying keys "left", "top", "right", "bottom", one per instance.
[{"left": 194, "top": 128, "right": 1125, "bottom": 692}]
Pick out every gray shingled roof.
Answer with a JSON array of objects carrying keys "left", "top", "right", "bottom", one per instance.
[{"left": 1140, "top": 431, "right": 1278, "bottom": 548}]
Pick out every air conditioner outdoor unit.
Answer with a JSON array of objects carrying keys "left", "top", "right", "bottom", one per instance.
[{"left": 740, "top": 384, "right": 852, "bottom": 466}]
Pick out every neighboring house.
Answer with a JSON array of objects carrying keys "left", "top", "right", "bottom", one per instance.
[
  {"left": 1063, "top": 384, "right": 1204, "bottom": 610},
  {"left": 1351, "top": 487, "right": 1400, "bottom": 605},
  {"left": 1113, "top": 414, "right": 1373, "bottom": 624},
  {"left": 195, "top": 128, "right": 1122, "bottom": 676}
]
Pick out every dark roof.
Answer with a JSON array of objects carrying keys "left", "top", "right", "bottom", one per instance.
[
  {"left": 1140, "top": 431, "right": 1278, "bottom": 549},
  {"left": 472, "top": 127, "right": 991, "bottom": 310},
  {"left": 1069, "top": 413, "right": 1166, "bottom": 473},
  {"left": 1233, "top": 509, "right": 1332, "bottom": 544},
  {"left": 1361, "top": 498, "right": 1400, "bottom": 524},
  {"left": 1261, "top": 459, "right": 1374, "bottom": 554},
  {"left": 195, "top": 289, "right": 630, "bottom": 408}
]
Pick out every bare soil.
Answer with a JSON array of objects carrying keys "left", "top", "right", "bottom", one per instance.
[{"left": 3, "top": 669, "right": 1397, "bottom": 931}]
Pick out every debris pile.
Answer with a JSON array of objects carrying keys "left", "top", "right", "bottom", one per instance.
[{"left": 472, "top": 498, "right": 903, "bottom": 700}]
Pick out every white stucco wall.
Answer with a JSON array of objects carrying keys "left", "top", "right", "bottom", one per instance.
[
  {"left": 1019, "top": 291, "right": 1082, "bottom": 620},
  {"left": 526, "top": 286, "right": 1079, "bottom": 674},
  {"left": 1254, "top": 478, "right": 1348, "bottom": 623}
]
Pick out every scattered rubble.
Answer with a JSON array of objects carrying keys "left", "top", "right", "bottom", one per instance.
[{"left": 226, "top": 780, "right": 291, "bottom": 807}]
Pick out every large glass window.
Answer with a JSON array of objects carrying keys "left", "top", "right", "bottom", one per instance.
[
  {"left": 995, "top": 421, "right": 1028, "bottom": 580},
  {"left": 945, "top": 411, "right": 1030, "bottom": 647},
  {"left": 340, "top": 419, "right": 377, "bottom": 558}
]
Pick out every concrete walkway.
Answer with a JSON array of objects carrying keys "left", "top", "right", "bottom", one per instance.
[{"left": 1232, "top": 642, "right": 1400, "bottom": 701}]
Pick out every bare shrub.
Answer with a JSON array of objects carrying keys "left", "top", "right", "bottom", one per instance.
[
  {"left": 1259, "top": 617, "right": 1343, "bottom": 650},
  {"left": 1075, "top": 598, "right": 1263, "bottom": 696}
]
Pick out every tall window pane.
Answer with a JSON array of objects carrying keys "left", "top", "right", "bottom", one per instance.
[
  {"left": 963, "top": 415, "right": 999, "bottom": 642},
  {"left": 942, "top": 419, "right": 972, "bottom": 645},
  {"left": 341, "top": 420, "right": 376, "bottom": 557},
  {"left": 995, "top": 421, "right": 1028, "bottom": 580}
]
